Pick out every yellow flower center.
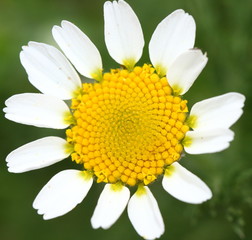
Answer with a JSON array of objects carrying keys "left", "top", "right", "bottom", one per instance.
[{"left": 66, "top": 64, "right": 189, "bottom": 186}]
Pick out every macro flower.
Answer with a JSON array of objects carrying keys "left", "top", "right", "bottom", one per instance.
[{"left": 4, "top": 0, "right": 245, "bottom": 239}]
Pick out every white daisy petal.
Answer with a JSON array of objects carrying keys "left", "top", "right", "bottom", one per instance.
[
  {"left": 149, "top": 9, "right": 196, "bottom": 76},
  {"left": 6, "top": 137, "right": 70, "bottom": 173},
  {"left": 91, "top": 184, "right": 130, "bottom": 229},
  {"left": 189, "top": 92, "right": 245, "bottom": 130},
  {"left": 33, "top": 170, "right": 93, "bottom": 220},
  {"left": 162, "top": 162, "right": 212, "bottom": 204},
  {"left": 20, "top": 42, "right": 81, "bottom": 100},
  {"left": 104, "top": 0, "right": 144, "bottom": 68},
  {"left": 184, "top": 128, "right": 234, "bottom": 154},
  {"left": 128, "top": 186, "right": 164, "bottom": 240},
  {"left": 167, "top": 49, "right": 208, "bottom": 95},
  {"left": 52, "top": 21, "right": 102, "bottom": 79},
  {"left": 4, "top": 93, "right": 70, "bottom": 129}
]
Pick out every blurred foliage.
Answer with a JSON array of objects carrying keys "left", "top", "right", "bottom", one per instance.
[{"left": 0, "top": 0, "right": 252, "bottom": 240}]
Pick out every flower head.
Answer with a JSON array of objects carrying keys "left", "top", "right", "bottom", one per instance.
[{"left": 4, "top": 0, "right": 245, "bottom": 239}]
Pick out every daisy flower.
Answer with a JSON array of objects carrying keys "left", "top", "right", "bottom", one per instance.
[{"left": 4, "top": 0, "right": 245, "bottom": 239}]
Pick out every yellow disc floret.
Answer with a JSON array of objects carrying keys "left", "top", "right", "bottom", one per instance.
[{"left": 66, "top": 64, "right": 189, "bottom": 186}]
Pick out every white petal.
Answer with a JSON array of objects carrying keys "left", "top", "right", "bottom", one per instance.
[
  {"left": 91, "top": 184, "right": 130, "bottom": 229},
  {"left": 167, "top": 49, "right": 208, "bottom": 95},
  {"left": 128, "top": 186, "right": 164, "bottom": 240},
  {"left": 104, "top": 0, "right": 144, "bottom": 68},
  {"left": 162, "top": 162, "right": 212, "bottom": 204},
  {"left": 20, "top": 42, "right": 81, "bottom": 100},
  {"left": 184, "top": 128, "right": 234, "bottom": 154},
  {"left": 33, "top": 170, "right": 93, "bottom": 220},
  {"left": 4, "top": 93, "right": 70, "bottom": 129},
  {"left": 52, "top": 21, "right": 102, "bottom": 79},
  {"left": 6, "top": 137, "right": 70, "bottom": 173},
  {"left": 149, "top": 9, "right": 196, "bottom": 76},
  {"left": 189, "top": 92, "right": 245, "bottom": 130}
]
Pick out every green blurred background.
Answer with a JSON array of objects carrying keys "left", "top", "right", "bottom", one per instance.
[{"left": 0, "top": 0, "right": 252, "bottom": 239}]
